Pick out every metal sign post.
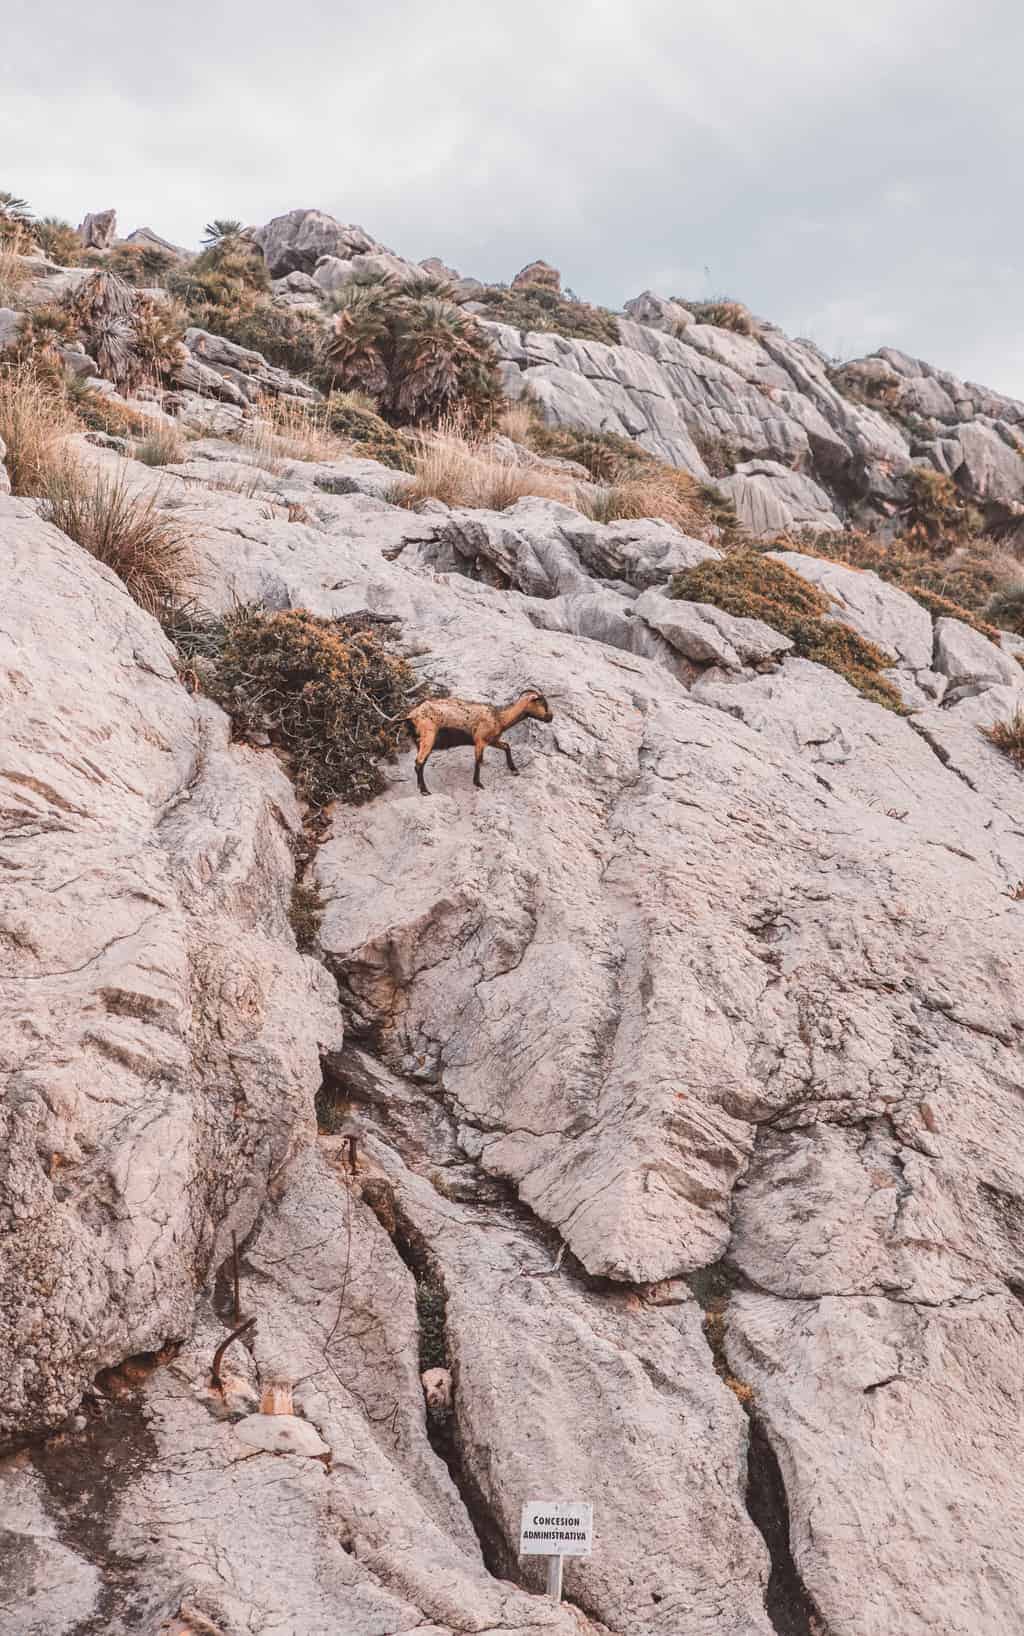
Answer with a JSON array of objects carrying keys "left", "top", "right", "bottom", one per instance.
[{"left": 519, "top": 1500, "right": 593, "bottom": 1604}]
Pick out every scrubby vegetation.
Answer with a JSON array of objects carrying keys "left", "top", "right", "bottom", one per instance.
[
  {"left": 982, "top": 708, "right": 1024, "bottom": 770},
  {"left": 65, "top": 271, "right": 185, "bottom": 392},
  {"left": 33, "top": 218, "right": 83, "bottom": 266},
  {"left": 778, "top": 527, "right": 1012, "bottom": 640},
  {"left": 42, "top": 459, "right": 195, "bottom": 613},
  {"left": 322, "top": 278, "right": 502, "bottom": 427},
  {"left": 901, "top": 466, "right": 982, "bottom": 549},
  {"left": 0, "top": 191, "right": 35, "bottom": 252},
  {"left": 0, "top": 361, "right": 75, "bottom": 494},
  {"left": 671, "top": 552, "right": 902, "bottom": 709},
  {"left": 108, "top": 241, "right": 180, "bottom": 287},
  {"left": 471, "top": 281, "right": 621, "bottom": 345},
  {"left": 398, "top": 421, "right": 577, "bottom": 510},
  {"left": 680, "top": 299, "right": 755, "bottom": 336},
  {"left": 324, "top": 391, "right": 415, "bottom": 470},
  {"left": 187, "top": 606, "right": 423, "bottom": 806},
  {"left": 134, "top": 420, "right": 187, "bottom": 466}
]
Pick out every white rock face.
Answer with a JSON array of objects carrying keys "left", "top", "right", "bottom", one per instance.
[
  {"left": 253, "top": 208, "right": 384, "bottom": 277},
  {"left": 78, "top": 207, "right": 117, "bottom": 249},
  {"left": 769, "top": 547, "right": 936, "bottom": 668},
  {"left": 4, "top": 422, "right": 1024, "bottom": 1635},
  {"left": 933, "top": 615, "right": 1024, "bottom": 687}
]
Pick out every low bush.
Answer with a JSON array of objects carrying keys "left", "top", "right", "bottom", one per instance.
[
  {"left": 73, "top": 389, "right": 161, "bottom": 440},
  {"left": 108, "top": 241, "right": 180, "bottom": 287},
  {"left": 987, "top": 586, "right": 1024, "bottom": 635},
  {"left": 0, "top": 361, "right": 74, "bottom": 494},
  {"left": 42, "top": 459, "right": 195, "bottom": 613},
  {"left": 168, "top": 234, "right": 270, "bottom": 318},
  {"left": 204, "top": 299, "right": 325, "bottom": 379},
  {"left": 324, "top": 391, "right": 415, "bottom": 470},
  {"left": 472, "top": 281, "right": 620, "bottom": 345},
  {"left": 196, "top": 606, "right": 423, "bottom": 807},
  {"left": 33, "top": 217, "right": 83, "bottom": 266},
  {"left": 783, "top": 528, "right": 1007, "bottom": 638},
  {"left": 982, "top": 708, "right": 1024, "bottom": 770},
  {"left": 680, "top": 299, "right": 755, "bottom": 336},
  {"left": 0, "top": 191, "right": 35, "bottom": 253},
  {"left": 902, "top": 466, "right": 981, "bottom": 549},
  {"left": 670, "top": 552, "right": 902, "bottom": 709},
  {"left": 578, "top": 468, "right": 714, "bottom": 537},
  {"left": 0, "top": 250, "right": 31, "bottom": 306}
]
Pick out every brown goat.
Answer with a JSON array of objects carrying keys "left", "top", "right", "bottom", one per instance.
[{"left": 404, "top": 688, "right": 554, "bottom": 795}]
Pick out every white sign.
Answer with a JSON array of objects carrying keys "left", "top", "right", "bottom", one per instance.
[{"left": 519, "top": 1500, "right": 593, "bottom": 1558}]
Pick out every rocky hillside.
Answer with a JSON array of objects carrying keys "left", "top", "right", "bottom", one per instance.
[{"left": 2, "top": 204, "right": 1024, "bottom": 1636}]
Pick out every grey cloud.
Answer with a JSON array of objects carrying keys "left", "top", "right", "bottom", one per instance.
[{"left": 5, "top": 0, "right": 1024, "bottom": 391}]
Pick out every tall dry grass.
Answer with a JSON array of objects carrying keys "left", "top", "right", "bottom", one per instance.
[
  {"left": 135, "top": 419, "right": 187, "bottom": 467},
  {"left": 0, "top": 360, "right": 75, "bottom": 494},
  {"left": 242, "top": 396, "right": 349, "bottom": 471},
  {"left": 42, "top": 458, "right": 195, "bottom": 613},
  {"left": 0, "top": 250, "right": 31, "bottom": 307},
  {"left": 397, "top": 422, "right": 579, "bottom": 511}
]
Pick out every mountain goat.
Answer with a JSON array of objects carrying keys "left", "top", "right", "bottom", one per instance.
[{"left": 403, "top": 687, "right": 554, "bottom": 794}]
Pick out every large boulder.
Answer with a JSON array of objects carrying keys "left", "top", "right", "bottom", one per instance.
[
  {"left": 933, "top": 616, "right": 1024, "bottom": 689},
  {"left": 721, "top": 460, "right": 844, "bottom": 537},
  {"left": 78, "top": 208, "right": 117, "bottom": 250},
  {"left": 253, "top": 208, "right": 382, "bottom": 277},
  {"left": 635, "top": 587, "right": 792, "bottom": 668},
  {"left": 512, "top": 258, "right": 561, "bottom": 291}
]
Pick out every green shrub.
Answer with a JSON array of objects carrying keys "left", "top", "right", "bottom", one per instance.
[
  {"left": 902, "top": 467, "right": 981, "bottom": 549},
  {"left": 322, "top": 281, "right": 502, "bottom": 428},
  {"left": 324, "top": 391, "right": 415, "bottom": 469},
  {"left": 167, "top": 235, "right": 270, "bottom": 322},
  {"left": 671, "top": 552, "right": 902, "bottom": 710},
  {"left": 199, "top": 607, "right": 423, "bottom": 807},
  {"left": 0, "top": 190, "right": 35, "bottom": 252},
  {"left": 473, "top": 281, "right": 620, "bottom": 345}
]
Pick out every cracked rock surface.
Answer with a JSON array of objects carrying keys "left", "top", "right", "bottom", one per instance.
[{"left": 3, "top": 432, "right": 1024, "bottom": 1634}]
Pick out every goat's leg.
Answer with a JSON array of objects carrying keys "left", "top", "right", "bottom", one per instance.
[
  {"left": 473, "top": 744, "right": 485, "bottom": 789},
  {"left": 415, "top": 756, "right": 430, "bottom": 795},
  {"left": 413, "top": 725, "right": 436, "bottom": 796},
  {"left": 495, "top": 737, "right": 519, "bottom": 776}
]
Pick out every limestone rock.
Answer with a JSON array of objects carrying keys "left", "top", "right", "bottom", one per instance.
[
  {"left": 254, "top": 209, "right": 383, "bottom": 277},
  {"left": 769, "top": 547, "right": 934, "bottom": 668},
  {"left": 78, "top": 208, "right": 117, "bottom": 250},
  {"left": 635, "top": 587, "right": 791, "bottom": 668},
  {"left": 720, "top": 460, "right": 844, "bottom": 537},
  {"left": 933, "top": 616, "right": 1024, "bottom": 688},
  {"left": 232, "top": 1412, "right": 330, "bottom": 1457},
  {"left": 123, "top": 225, "right": 192, "bottom": 260},
  {"left": 623, "top": 289, "right": 693, "bottom": 332},
  {"left": 512, "top": 259, "right": 561, "bottom": 291},
  {"left": 178, "top": 327, "right": 322, "bottom": 403}
]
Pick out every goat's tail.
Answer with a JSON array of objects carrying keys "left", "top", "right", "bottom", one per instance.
[{"left": 402, "top": 717, "right": 418, "bottom": 743}]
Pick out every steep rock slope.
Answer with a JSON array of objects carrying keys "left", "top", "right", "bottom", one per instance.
[{"left": 3, "top": 430, "right": 1023, "bottom": 1633}]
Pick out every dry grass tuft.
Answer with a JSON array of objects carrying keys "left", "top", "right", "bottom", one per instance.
[
  {"left": 578, "top": 469, "right": 713, "bottom": 537},
  {"left": 242, "top": 396, "right": 347, "bottom": 470},
  {"left": 0, "top": 360, "right": 75, "bottom": 494},
  {"left": 42, "top": 458, "right": 195, "bottom": 613},
  {"left": 398, "top": 422, "right": 578, "bottom": 511},
  {"left": 134, "top": 419, "right": 187, "bottom": 467},
  {"left": 982, "top": 708, "right": 1024, "bottom": 771},
  {"left": 0, "top": 250, "right": 31, "bottom": 306}
]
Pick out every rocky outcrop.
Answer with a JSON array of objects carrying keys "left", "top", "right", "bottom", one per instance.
[
  {"left": 513, "top": 259, "right": 561, "bottom": 291},
  {"left": 253, "top": 208, "right": 385, "bottom": 277},
  {"left": 6, "top": 218, "right": 1024, "bottom": 1635},
  {"left": 174, "top": 326, "right": 322, "bottom": 403},
  {"left": 78, "top": 208, "right": 117, "bottom": 249}
]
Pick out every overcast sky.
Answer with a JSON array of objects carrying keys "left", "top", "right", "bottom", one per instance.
[{"left": 7, "top": 0, "right": 1023, "bottom": 393}]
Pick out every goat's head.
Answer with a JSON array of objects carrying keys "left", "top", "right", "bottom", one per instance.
[{"left": 519, "top": 686, "right": 554, "bottom": 723}]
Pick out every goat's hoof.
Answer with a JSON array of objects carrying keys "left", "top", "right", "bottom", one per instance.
[{"left": 510, "top": 768, "right": 520, "bottom": 777}]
